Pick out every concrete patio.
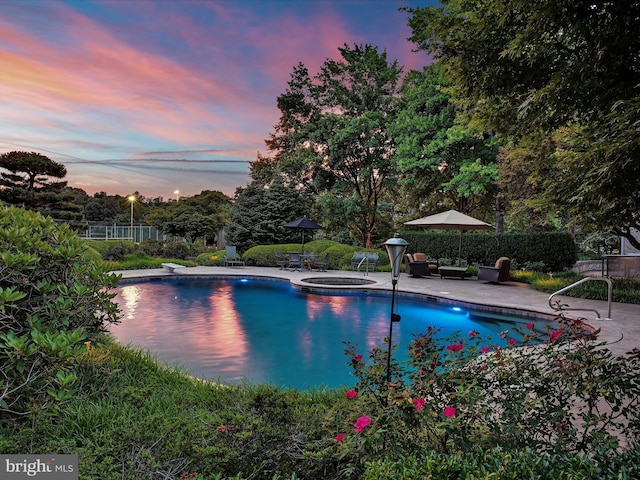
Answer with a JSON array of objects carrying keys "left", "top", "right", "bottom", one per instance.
[{"left": 115, "top": 266, "right": 639, "bottom": 357}]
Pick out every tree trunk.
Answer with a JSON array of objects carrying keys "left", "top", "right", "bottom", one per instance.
[{"left": 495, "top": 196, "right": 504, "bottom": 234}]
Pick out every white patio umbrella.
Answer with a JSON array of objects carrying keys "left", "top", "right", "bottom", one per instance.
[{"left": 404, "top": 209, "right": 494, "bottom": 265}]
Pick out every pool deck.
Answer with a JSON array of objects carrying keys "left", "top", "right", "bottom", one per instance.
[{"left": 115, "top": 266, "right": 639, "bottom": 357}]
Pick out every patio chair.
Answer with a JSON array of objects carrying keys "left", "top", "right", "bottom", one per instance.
[
  {"left": 313, "top": 253, "right": 329, "bottom": 272},
  {"left": 287, "top": 252, "right": 303, "bottom": 271},
  {"left": 412, "top": 252, "right": 439, "bottom": 275},
  {"left": 275, "top": 250, "right": 288, "bottom": 270},
  {"left": 478, "top": 257, "right": 511, "bottom": 283},
  {"left": 404, "top": 254, "right": 431, "bottom": 277},
  {"left": 225, "top": 245, "right": 245, "bottom": 266}
]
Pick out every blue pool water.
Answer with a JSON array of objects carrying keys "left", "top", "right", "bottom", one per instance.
[{"left": 111, "top": 276, "right": 546, "bottom": 389}]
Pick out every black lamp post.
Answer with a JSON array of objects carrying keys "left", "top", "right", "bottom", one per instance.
[{"left": 384, "top": 235, "right": 408, "bottom": 384}]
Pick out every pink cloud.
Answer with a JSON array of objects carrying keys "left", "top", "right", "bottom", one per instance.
[{"left": 1, "top": 0, "right": 430, "bottom": 199}]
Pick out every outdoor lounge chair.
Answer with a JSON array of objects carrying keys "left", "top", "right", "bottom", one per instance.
[
  {"left": 478, "top": 256, "right": 511, "bottom": 283},
  {"left": 287, "top": 252, "right": 303, "bottom": 271},
  {"left": 411, "top": 253, "right": 439, "bottom": 275},
  {"left": 275, "top": 250, "right": 289, "bottom": 270},
  {"left": 312, "top": 253, "right": 329, "bottom": 271},
  {"left": 404, "top": 254, "right": 431, "bottom": 277},
  {"left": 225, "top": 245, "right": 245, "bottom": 266}
]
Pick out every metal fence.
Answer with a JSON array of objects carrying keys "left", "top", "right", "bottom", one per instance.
[
  {"left": 77, "top": 224, "right": 168, "bottom": 243},
  {"left": 602, "top": 255, "right": 640, "bottom": 278}
]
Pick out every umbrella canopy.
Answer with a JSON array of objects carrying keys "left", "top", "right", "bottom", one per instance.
[
  {"left": 405, "top": 210, "right": 494, "bottom": 264},
  {"left": 283, "top": 216, "right": 324, "bottom": 251},
  {"left": 405, "top": 210, "right": 494, "bottom": 231}
]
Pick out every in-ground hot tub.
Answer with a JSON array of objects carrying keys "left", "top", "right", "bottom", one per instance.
[{"left": 301, "top": 277, "right": 377, "bottom": 286}]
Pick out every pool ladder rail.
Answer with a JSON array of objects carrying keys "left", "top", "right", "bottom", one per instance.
[{"left": 548, "top": 276, "right": 613, "bottom": 321}]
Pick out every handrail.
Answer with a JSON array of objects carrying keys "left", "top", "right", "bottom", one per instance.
[
  {"left": 358, "top": 256, "right": 369, "bottom": 275},
  {"left": 548, "top": 277, "right": 613, "bottom": 320}
]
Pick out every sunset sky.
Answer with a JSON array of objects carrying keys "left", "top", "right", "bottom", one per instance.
[{"left": 1, "top": 0, "right": 434, "bottom": 199}]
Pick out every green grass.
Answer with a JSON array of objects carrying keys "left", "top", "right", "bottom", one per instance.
[
  {"left": 510, "top": 270, "right": 640, "bottom": 304},
  {"left": 0, "top": 338, "right": 342, "bottom": 479},
  {"left": 3, "top": 336, "right": 639, "bottom": 479}
]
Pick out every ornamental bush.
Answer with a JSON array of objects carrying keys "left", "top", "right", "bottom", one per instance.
[
  {"left": 195, "top": 250, "right": 226, "bottom": 266},
  {"left": 0, "top": 206, "right": 121, "bottom": 418},
  {"left": 330, "top": 315, "right": 640, "bottom": 477}
]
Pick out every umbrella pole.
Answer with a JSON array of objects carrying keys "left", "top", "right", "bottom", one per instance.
[{"left": 458, "top": 231, "right": 463, "bottom": 266}]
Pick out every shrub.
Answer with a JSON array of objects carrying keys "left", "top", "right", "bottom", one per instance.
[
  {"left": 0, "top": 206, "right": 121, "bottom": 418},
  {"left": 243, "top": 244, "right": 300, "bottom": 267},
  {"left": 510, "top": 271, "right": 640, "bottom": 304},
  {"left": 136, "top": 238, "right": 163, "bottom": 257},
  {"left": 83, "top": 246, "right": 103, "bottom": 263},
  {"left": 242, "top": 240, "right": 341, "bottom": 267},
  {"left": 329, "top": 315, "right": 640, "bottom": 477},
  {"left": 195, "top": 250, "right": 226, "bottom": 266},
  {"left": 162, "top": 241, "right": 191, "bottom": 259},
  {"left": 363, "top": 449, "right": 640, "bottom": 479},
  {"left": 83, "top": 239, "right": 136, "bottom": 261},
  {"left": 105, "top": 256, "right": 196, "bottom": 271},
  {"left": 337, "top": 247, "right": 389, "bottom": 270}
]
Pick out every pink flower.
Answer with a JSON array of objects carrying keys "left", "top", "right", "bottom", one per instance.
[
  {"left": 345, "top": 389, "right": 358, "bottom": 399},
  {"left": 446, "top": 343, "right": 463, "bottom": 352},
  {"left": 412, "top": 397, "right": 426, "bottom": 412},
  {"left": 526, "top": 322, "right": 534, "bottom": 329},
  {"left": 353, "top": 354, "right": 363, "bottom": 362},
  {"left": 443, "top": 407, "right": 456, "bottom": 418},
  {"left": 507, "top": 338, "right": 517, "bottom": 346},
  {"left": 335, "top": 433, "right": 345, "bottom": 442},
  {"left": 468, "top": 330, "right": 479, "bottom": 338},
  {"left": 353, "top": 415, "right": 372, "bottom": 433},
  {"left": 550, "top": 329, "right": 564, "bottom": 342},
  {"left": 481, "top": 346, "right": 490, "bottom": 354}
]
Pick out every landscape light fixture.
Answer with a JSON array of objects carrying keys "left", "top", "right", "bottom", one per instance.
[
  {"left": 128, "top": 195, "right": 136, "bottom": 242},
  {"left": 174, "top": 190, "right": 180, "bottom": 202},
  {"left": 383, "top": 235, "right": 408, "bottom": 384}
]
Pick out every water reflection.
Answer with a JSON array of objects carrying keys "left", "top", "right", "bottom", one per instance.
[{"left": 110, "top": 278, "right": 544, "bottom": 389}]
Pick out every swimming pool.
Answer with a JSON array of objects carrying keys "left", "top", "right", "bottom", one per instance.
[{"left": 110, "top": 276, "right": 551, "bottom": 389}]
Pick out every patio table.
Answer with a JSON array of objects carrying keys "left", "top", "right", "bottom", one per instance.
[{"left": 439, "top": 266, "right": 472, "bottom": 279}]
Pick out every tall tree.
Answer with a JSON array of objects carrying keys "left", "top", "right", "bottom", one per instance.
[
  {"left": 0, "top": 151, "right": 82, "bottom": 223},
  {"left": 226, "top": 177, "right": 312, "bottom": 253},
  {"left": 267, "top": 44, "right": 403, "bottom": 248},
  {"left": 391, "top": 66, "right": 499, "bottom": 223},
  {"left": 406, "top": 0, "right": 640, "bottom": 248}
]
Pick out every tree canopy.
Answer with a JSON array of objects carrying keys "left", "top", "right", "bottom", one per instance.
[
  {"left": 406, "top": 0, "right": 640, "bottom": 248},
  {"left": 266, "top": 44, "right": 403, "bottom": 247},
  {"left": 391, "top": 66, "right": 499, "bottom": 223},
  {"left": 145, "top": 190, "right": 230, "bottom": 244},
  {"left": 226, "top": 177, "right": 312, "bottom": 253},
  {"left": 0, "top": 151, "right": 82, "bottom": 223}
]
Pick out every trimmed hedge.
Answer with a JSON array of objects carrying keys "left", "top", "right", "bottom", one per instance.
[
  {"left": 400, "top": 230, "right": 577, "bottom": 271},
  {"left": 242, "top": 240, "right": 389, "bottom": 270}
]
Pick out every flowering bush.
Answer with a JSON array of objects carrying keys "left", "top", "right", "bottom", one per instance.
[
  {"left": 330, "top": 315, "right": 640, "bottom": 476},
  {"left": 0, "top": 206, "right": 121, "bottom": 418}
]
